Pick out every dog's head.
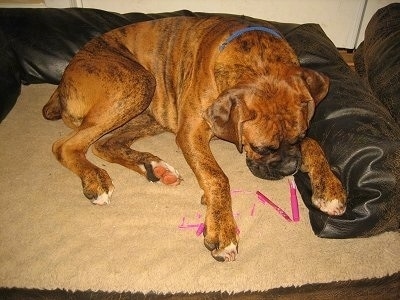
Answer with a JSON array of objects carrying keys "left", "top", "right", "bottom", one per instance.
[{"left": 204, "top": 67, "right": 329, "bottom": 180}]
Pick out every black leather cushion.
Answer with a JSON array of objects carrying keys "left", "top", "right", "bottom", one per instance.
[
  {"left": 0, "top": 8, "right": 399, "bottom": 238},
  {"left": 0, "top": 27, "right": 20, "bottom": 121},
  {"left": 0, "top": 8, "right": 195, "bottom": 120},
  {"left": 285, "top": 23, "right": 400, "bottom": 237},
  {"left": 354, "top": 3, "right": 400, "bottom": 125}
]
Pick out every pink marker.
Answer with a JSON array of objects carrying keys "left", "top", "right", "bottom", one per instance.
[
  {"left": 256, "top": 191, "right": 292, "bottom": 222},
  {"left": 289, "top": 180, "right": 300, "bottom": 222}
]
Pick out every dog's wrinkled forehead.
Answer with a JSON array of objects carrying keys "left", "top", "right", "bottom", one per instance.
[{"left": 241, "top": 82, "right": 311, "bottom": 149}]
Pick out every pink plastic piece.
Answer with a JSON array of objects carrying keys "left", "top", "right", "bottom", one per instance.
[
  {"left": 196, "top": 223, "right": 205, "bottom": 236},
  {"left": 289, "top": 180, "right": 300, "bottom": 222},
  {"left": 256, "top": 191, "right": 292, "bottom": 222}
]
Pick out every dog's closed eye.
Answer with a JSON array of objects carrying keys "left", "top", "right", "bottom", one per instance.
[{"left": 250, "top": 144, "right": 277, "bottom": 155}]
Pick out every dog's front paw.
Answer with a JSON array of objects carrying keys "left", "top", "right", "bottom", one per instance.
[
  {"left": 205, "top": 240, "right": 238, "bottom": 262},
  {"left": 312, "top": 175, "right": 346, "bottom": 216},
  {"left": 203, "top": 211, "right": 239, "bottom": 262},
  {"left": 82, "top": 168, "right": 114, "bottom": 205},
  {"left": 312, "top": 197, "right": 346, "bottom": 216}
]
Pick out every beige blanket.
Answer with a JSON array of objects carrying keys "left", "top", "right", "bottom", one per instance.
[{"left": 0, "top": 84, "right": 399, "bottom": 293}]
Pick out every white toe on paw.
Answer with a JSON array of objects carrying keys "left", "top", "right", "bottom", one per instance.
[
  {"left": 212, "top": 242, "right": 238, "bottom": 262},
  {"left": 314, "top": 198, "right": 346, "bottom": 216},
  {"left": 92, "top": 187, "right": 114, "bottom": 205}
]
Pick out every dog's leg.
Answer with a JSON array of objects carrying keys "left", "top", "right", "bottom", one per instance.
[
  {"left": 52, "top": 119, "right": 118, "bottom": 205},
  {"left": 176, "top": 122, "right": 238, "bottom": 262},
  {"left": 51, "top": 59, "right": 156, "bottom": 205},
  {"left": 300, "top": 137, "right": 346, "bottom": 215},
  {"left": 92, "top": 113, "right": 181, "bottom": 186}
]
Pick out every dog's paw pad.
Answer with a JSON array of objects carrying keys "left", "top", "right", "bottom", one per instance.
[
  {"left": 151, "top": 161, "right": 181, "bottom": 186},
  {"left": 313, "top": 198, "right": 346, "bottom": 216}
]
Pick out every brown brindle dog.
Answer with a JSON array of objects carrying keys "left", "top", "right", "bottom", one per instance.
[{"left": 43, "top": 16, "right": 346, "bottom": 262}]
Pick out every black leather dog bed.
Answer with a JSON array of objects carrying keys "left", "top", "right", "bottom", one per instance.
[{"left": 1, "top": 7, "right": 399, "bottom": 239}]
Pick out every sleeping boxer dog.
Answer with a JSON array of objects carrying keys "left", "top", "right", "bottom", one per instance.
[{"left": 42, "top": 16, "right": 346, "bottom": 262}]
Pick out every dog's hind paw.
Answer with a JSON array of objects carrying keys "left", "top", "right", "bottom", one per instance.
[
  {"left": 82, "top": 168, "right": 114, "bottom": 205},
  {"left": 92, "top": 187, "right": 114, "bottom": 205},
  {"left": 145, "top": 161, "right": 181, "bottom": 186}
]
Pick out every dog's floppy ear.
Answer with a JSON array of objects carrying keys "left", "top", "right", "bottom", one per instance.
[
  {"left": 203, "top": 89, "right": 254, "bottom": 153},
  {"left": 302, "top": 68, "right": 330, "bottom": 105},
  {"left": 301, "top": 68, "right": 330, "bottom": 123}
]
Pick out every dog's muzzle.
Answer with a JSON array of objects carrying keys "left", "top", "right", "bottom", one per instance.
[{"left": 246, "top": 145, "right": 301, "bottom": 180}]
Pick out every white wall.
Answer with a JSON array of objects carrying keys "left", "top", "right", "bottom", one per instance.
[
  {"left": 3, "top": 0, "right": 397, "bottom": 48},
  {"left": 79, "top": 0, "right": 367, "bottom": 49}
]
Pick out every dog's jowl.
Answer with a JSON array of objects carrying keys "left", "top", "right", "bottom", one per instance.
[{"left": 43, "top": 16, "right": 346, "bottom": 262}]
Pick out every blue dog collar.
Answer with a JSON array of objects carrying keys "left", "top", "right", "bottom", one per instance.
[{"left": 219, "top": 26, "right": 283, "bottom": 51}]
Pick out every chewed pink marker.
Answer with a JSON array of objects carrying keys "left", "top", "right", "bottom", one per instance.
[
  {"left": 256, "top": 191, "right": 292, "bottom": 222},
  {"left": 289, "top": 180, "right": 300, "bottom": 222}
]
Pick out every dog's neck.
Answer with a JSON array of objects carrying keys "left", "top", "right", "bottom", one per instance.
[{"left": 213, "top": 26, "right": 297, "bottom": 92}]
